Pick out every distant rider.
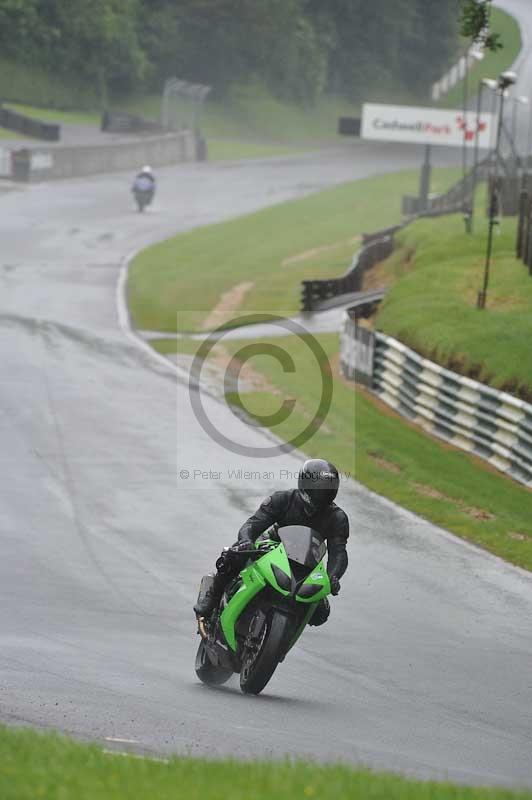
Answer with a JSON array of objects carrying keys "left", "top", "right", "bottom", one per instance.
[
  {"left": 132, "top": 165, "right": 156, "bottom": 194},
  {"left": 194, "top": 459, "right": 349, "bottom": 627}
]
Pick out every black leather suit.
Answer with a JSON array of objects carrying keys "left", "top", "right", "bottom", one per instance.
[
  {"left": 239, "top": 490, "right": 349, "bottom": 579},
  {"left": 209, "top": 489, "right": 349, "bottom": 626}
]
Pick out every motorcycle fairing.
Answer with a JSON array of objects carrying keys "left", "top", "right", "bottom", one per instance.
[{"left": 220, "top": 534, "right": 331, "bottom": 652}]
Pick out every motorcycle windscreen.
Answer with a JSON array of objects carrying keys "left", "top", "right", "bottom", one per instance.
[{"left": 278, "top": 526, "right": 326, "bottom": 568}]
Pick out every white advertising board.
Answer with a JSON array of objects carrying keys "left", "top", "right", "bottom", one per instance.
[
  {"left": 30, "top": 151, "right": 54, "bottom": 171},
  {"left": 361, "top": 103, "right": 495, "bottom": 148}
]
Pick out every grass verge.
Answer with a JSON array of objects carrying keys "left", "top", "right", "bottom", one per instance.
[
  {"left": 128, "top": 167, "right": 461, "bottom": 334},
  {"left": 441, "top": 9, "right": 521, "bottom": 109},
  {"left": 154, "top": 331, "right": 532, "bottom": 571},
  {"left": 2, "top": 724, "right": 532, "bottom": 800},
  {"left": 374, "top": 204, "right": 532, "bottom": 399},
  {"left": 135, "top": 159, "right": 532, "bottom": 570},
  {"left": 0, "top": 128, "right": 21, "bottom": 140},
  {"left": 121, "top": 84, "right": 362, "bottom": 144},
  {"left": 4, "top": 102, "right": 100, "bottom": 126}
]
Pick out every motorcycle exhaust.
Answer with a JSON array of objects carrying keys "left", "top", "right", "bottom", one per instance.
[{"left": 197, "top": 617, "right": 208, "bottom": 641}]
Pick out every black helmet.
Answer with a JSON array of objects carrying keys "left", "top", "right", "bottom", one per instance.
[{"left": 298, "top": 459, "right": 339, "bottom": 515}]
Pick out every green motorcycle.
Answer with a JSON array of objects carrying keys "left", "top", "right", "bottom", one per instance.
[{"left": 195, "top": 525, "right": 331, "bottom": 695}]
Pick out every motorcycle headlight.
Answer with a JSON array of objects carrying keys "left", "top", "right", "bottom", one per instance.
[
  {"left": 271, "top": 564, "right": 291, "bottom": 592},
  {"left": 298, "top": 583, "right": 322, "bottom": 599}
]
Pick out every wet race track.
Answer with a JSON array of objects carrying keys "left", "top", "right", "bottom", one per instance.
[{"left": 1, "top": 120, "right": 532, "bottom": 787}]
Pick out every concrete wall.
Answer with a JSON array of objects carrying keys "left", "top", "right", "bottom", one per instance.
[{"left": 25, "top": 130, "right": 196, "bottom": 181}]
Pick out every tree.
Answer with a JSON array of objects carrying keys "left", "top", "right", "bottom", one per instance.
[
  {"left": 0, "top": 0, "right": 464, "bottom": 108},
  {"left": 0, "top": 0, "right": 147, "bottom": 102},
  {"left": 460, "top": 0, "right": 502, "bottom": 51}
]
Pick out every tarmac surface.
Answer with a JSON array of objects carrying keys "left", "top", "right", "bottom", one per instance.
[{"left": 2, "top": 11, "right": 532, "bottom": 786}]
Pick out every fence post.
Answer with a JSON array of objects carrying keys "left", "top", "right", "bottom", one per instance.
[
  {"left": 527, "top": 208, "right": 532, "bottom": 275},
  {"left": 301, "top": 281, "right": 314, "bottom": 313},
  {"left": 517, "top": 190, "right": 529, "bottom": 260}
]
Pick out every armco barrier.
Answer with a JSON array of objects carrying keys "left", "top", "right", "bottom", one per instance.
[
  {"left": 10, "top": 130, "right": 195, "bottom": 181},
  {"left": 101, "top": 110, "right": 163, "bottom": 134},
  {"left": 301, "top": 235, "right": 394, "bottom": 312},
  {"left": 0, "top": 104, "right": 60, "bottom": 141},
  {"left": 298, "top": 161, "right": 489, "bottom": 314},
  {"left": 340, "top": 319, "right": 532, "bottom": 487}
]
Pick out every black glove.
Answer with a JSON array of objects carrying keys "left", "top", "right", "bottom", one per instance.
[
  {"left": 329, "top": 575, "right": 341, "bottom": 596},
  {"left": 232, "top": 539, "right": 254, "bottom": 553},
  {"left": 216, "top": 540, "right": 254, "bottom": 573}
]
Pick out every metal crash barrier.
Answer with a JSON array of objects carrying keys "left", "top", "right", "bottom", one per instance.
[{"left": 340, "top": 319, "right": 532, "bottom": 488}]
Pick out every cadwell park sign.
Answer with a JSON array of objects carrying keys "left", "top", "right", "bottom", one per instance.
[{"left": 361, "top": 103, "right": 495, "bottom": 148}]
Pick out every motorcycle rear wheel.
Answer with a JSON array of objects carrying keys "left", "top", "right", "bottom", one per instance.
[
  {"left": 239, "top": 611, "right": 290, "bottom": 695},
  {"left": 195, "top": 640, "right": 233, "bottom": 686}
]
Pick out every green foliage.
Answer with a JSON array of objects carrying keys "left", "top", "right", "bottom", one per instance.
[
  {"left": 441, "top": 8, "right": 520, "bottom": 109},
  {"left": 0, "top": 0, "right": 463, "bottom": 109},
  {"left": 0, "top": 58, "right": 99, "bottom": 110},
  {"left": 307, "top": 0, "right": 460, "bottom": 101},
  {"left": 460, "top": 0, "right": 502, "bottom": 51},
  {"left": 128, "top": 167, "right": 460, "bottom": 333},
  {"left": 0, "top": 0, "right": 147, "bottom": 104}
]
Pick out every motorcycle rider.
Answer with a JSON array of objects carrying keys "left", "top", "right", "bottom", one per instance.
[
  {"left": 132, "top": 164, "right": 156, "bottom": 193},
  {"left": 194, "top": 459, "right": 349, "bottom": 627}
]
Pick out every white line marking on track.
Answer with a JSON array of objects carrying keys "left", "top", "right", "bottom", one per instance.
[
  {"left": 105, "top": 736, "right": 139, "bottom": 744},
  {"left": 103, "top": 749, "right": 169, "bottom": 763},
  {"left": 116, "top": 249, "right": 189, "bottom": 381}
]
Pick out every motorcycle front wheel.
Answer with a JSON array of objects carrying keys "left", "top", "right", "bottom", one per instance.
[
  {"left": 195, "top": 640, "right": 233, "bottom": 686},
  {"left": 239, "top": 611, "right": 290, "bottom": 695}
]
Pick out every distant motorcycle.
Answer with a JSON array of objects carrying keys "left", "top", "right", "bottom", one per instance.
[
  {"left": 132, "top": 175, "right": 155, "bottom": 213},
  {"left": 195, "top": 525, "right": 332, "bottom": 695}
]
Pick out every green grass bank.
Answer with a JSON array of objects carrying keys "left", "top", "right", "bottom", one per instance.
[
  {"left": 138, "top": 165, "right": 532, "bottom": 570},
  {"left": 128, "top": 168, "right": 461, "bottom": 334},
  {"left": 154, "top": 327, "right": 532, "bottom": 571},
  {"left": 2, "top": 725, "right": 531, "bottom": 800},
  {"left": 375, "top": 208, "right": 531, "bottom": 399}
]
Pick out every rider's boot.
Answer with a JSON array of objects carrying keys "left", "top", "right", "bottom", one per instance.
[
  {"left": 194, "top": 573, "right": 226, "bottom": 618},
  {"left": 307, "top": 597, "right": 331, "bottom": 627}
]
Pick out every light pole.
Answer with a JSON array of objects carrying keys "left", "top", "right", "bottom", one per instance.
[
  {"left": 526, "top": 99, "right": 532, "bottom": 177},
  {"left": 471, "top": 77, "right": 497, "bottom": 232},
  {"left": 511, "top": 95, "right": 529, "bottom": 173},
  {"left": 478, "top": 70, "right": 517, "bottom": 310},
  {"left": 461, "top": 49, "right": 484, "bottom": 231}
]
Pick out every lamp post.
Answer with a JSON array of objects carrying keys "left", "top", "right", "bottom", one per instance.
[
  {"left": 461, "top": 49, "right": 484, "bottom": 232},
  {"left": 478, "top": 70, "right": 517, "bottom": 310},
  {"left": 511, "top": 95, "right": 529, "bottom": 177},
  {"left": 526, "top": 99, "right": 532, "bottom": 178},
  {"left": 471, "top": 77, "right": 497, "bottom": 232}
]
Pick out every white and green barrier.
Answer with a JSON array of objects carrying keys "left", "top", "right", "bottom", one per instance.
[{"left": 340, "top": 315, "right": 532, "bottom": 487}]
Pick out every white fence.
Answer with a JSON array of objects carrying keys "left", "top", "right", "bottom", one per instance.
[
  {"left": 432, "top": 46, "right": 485, "bottom": 102},
  {"left": 0, "top": 147, "right": 11, "bottom": 177}
]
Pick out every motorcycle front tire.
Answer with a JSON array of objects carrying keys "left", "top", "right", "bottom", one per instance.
[{"left": 239, "top": 610, "right": 290, "bottom": 695}]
